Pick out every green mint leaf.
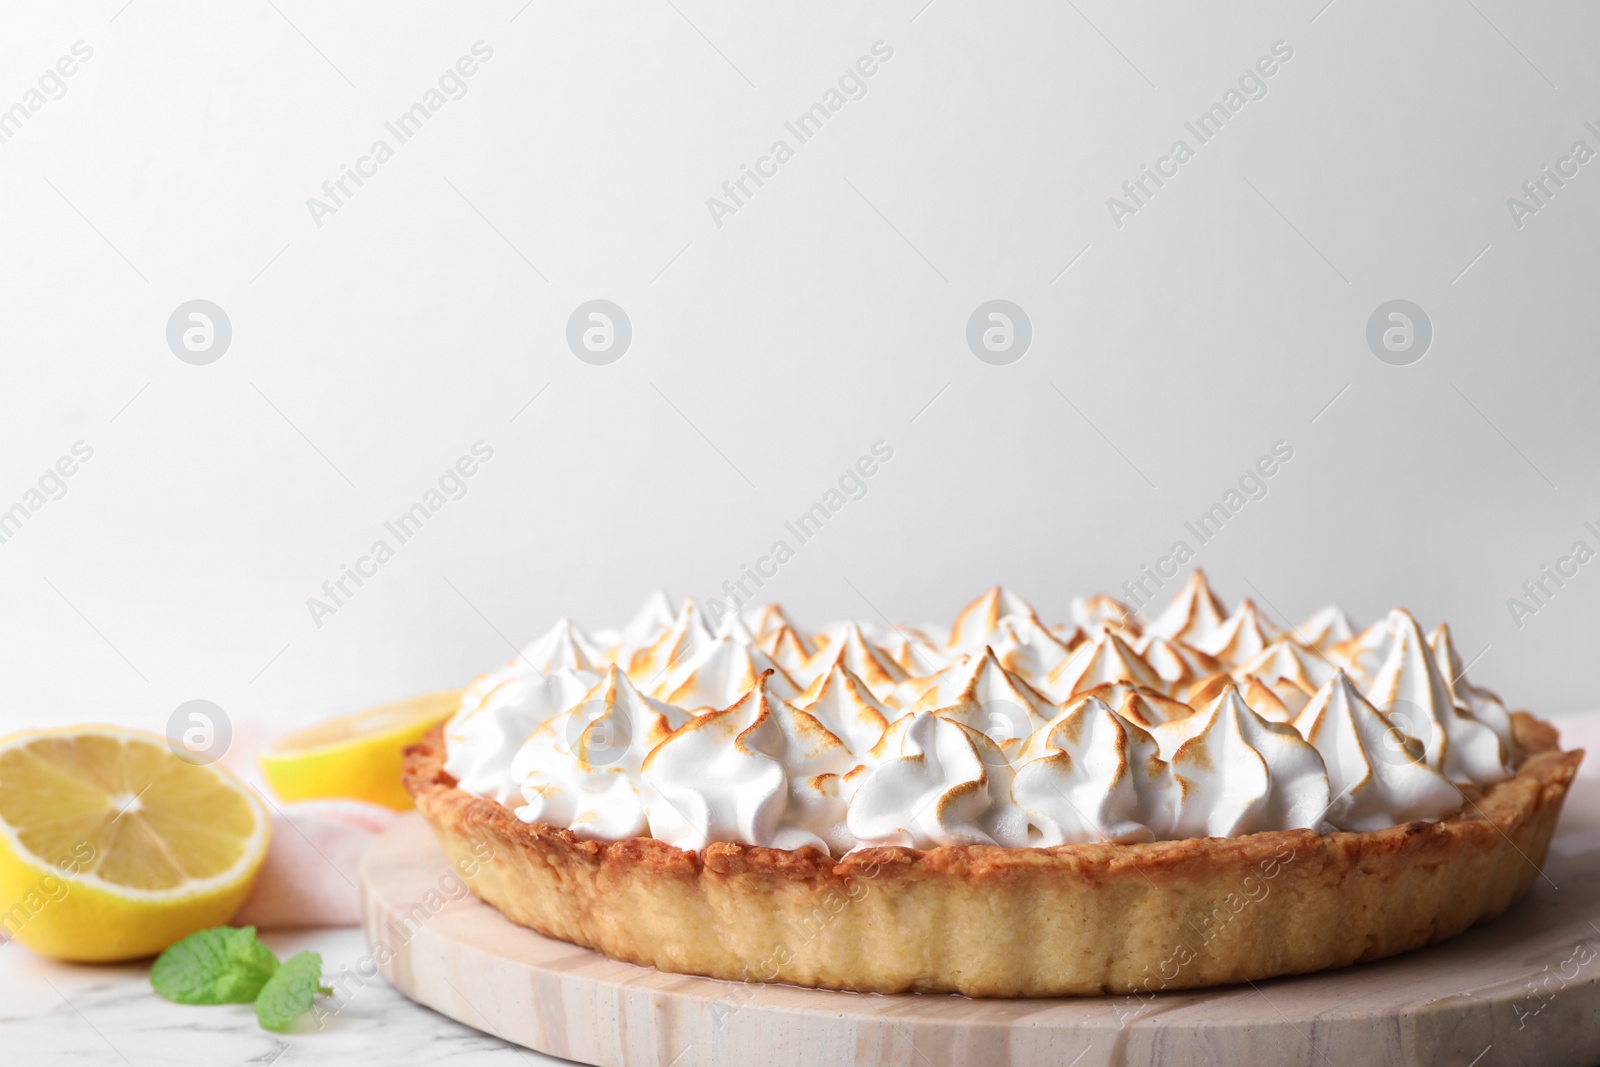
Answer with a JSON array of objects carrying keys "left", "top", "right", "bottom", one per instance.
[
  {"left": 255, "top": 951, "right": 324, "bottom": 1032},
  {"left": 151, "top": 926, "right": 281, "bottom": 1005}
]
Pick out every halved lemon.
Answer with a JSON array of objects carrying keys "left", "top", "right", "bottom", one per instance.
[
  {"left": 0, "top": 726, "right": 270, "bottom": 961},
  {"left": 258, "top": 690, "right": 460, "bottom": 811}
]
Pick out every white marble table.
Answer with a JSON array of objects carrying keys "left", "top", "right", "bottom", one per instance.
[
  {"left": 0, "top": 927, "right": 569, "bottom": 1066},
  {"left": 4, "top": 712, "right": 1597, "bottom": 1067}
]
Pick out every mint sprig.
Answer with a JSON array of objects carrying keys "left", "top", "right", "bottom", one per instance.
[
  {"left": 256, "top": 950, "right": 331, "bottom": 1032},
  {"left": 151, "top": 926, "right": 280, "bottom": 1004},
  {"left": 152, "top": 927, "right": 330, "bottom": 1031}
]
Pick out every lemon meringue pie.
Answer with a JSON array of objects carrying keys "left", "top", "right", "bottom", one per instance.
[{"left": 405, "top": 573, "right": 1581, "bottom": 996}]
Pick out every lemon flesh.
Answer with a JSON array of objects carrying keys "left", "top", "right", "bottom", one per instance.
[
  {"left": 0, "top": 727, "right": 270, "bottom": 961},
  {"left": 258, "top": 690, "right": 459, "bottom": 811}
]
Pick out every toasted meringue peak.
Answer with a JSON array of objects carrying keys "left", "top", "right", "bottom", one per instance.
[
  {"left": 1043, "top": 629, "right": 1163, "bottom": 703},
  {"left": 1050, "top": 621, "right": 1087, "bottom": 645},
  {"left": 654, "top": 635, "right": 797, "bottom": 713},
  {"left": 1269, "top": 675, "right": 1317, "bottom": 717},
  {"left": 1108, "top": 685, "right": 1196, "bottom": 730},
  {"left": 1328, "top": 619, "right": 1394, "bottom": 684},
  {"left": 445, "top": 667, "right": 599, "bottom": 806},
  {"left": 988, "top": 614, "right": 1078, "bottom": 686},
  {"left": 1428, "top": 623, "right": 1519, "bottom": 762},
  {"left": 1426, "top": 622, "right": 1468, "bottom": 682},
  {"left": 1364, "top": 610, "right": 1509, "bottom": 787},
  {"left": 1293, "top": 671, "right": 1461, "bottom": 832},
  {"left": 512, "top": 666, "right": 688, "bottom": 839},
  {"left": 515, "top": 617, "right": 605, "bottom": 675},
  {"left": 1240, "top": 674, "right": 1301, "bottom": 723},
  {"left": 1157, "top": 685, "right": 1332, "bottom": 838},
  {"left": 628, "top": 598, "right": 715, "bottom": 683},
  {"left": 907, "top": 647, "right": 1058, "bottom": 751},
  {"left": 1147, "top": 570, "right": 1229, "bottom": 646},
  {"left": 615, "top": 590, "right": 677, "bottom": 650},
  {"left": 642, "top": 673, "right": 857, "bottom": 854},
  {"left": 848, "top": 712, "right": 1029, "bottom": 849},
  {"left": 1297, "top": 605, "right": 1357, "bottom": 649},
  {"left": 1193, "top": 598, "right": 1280, "bottom": 664},
  {"left": 1182, "top": 672, "right": 1233, "bottom": 711},
  {"left": 713, "top": 611, "right": 758, "bottom": 647},
  {"left": 448, "top": 587, "right": 1530, "bottom": 851},
  {"left": 794, "top": 664, "right": 892, "bottom": 757},
  {"left": 1013, "top": 698, "right": 1177, "bottom": 844},
  {"left": 811, "top": 617, "right": 884, "bottom": 650},
  {"left": 877, "top": 625, "right": 951, "bottom": 675},
  {"left": 801, "top": 622, "right": 909, "bottom": 697},
  {"left": 1133, "top": 634, "right": 1223, "bottom": 693},
  {"left": 458, "top": 659, "right": 521, "bottom": 715},
  {"left": 1068, "top": 594, "right": 1139, "bottom": 636},
  {"left": 516, "top": 667, "right": 682, "bottom": 777},
  {"left": 946, "top": 586, "right": 1040, "bottom": 653},
  {"left": 756, "top": 624, "right": 813, "bottom": 676},
  {"left": 1236, "top": 638, "right": 1335, "bottom": 696},
  {"left": 744, "top": 603, "right": 798, "bottom": 641}
]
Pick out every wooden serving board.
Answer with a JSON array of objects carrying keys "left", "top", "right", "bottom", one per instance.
[{"left": 362, "top": 784, "right": 1600, "bottom": 1067}]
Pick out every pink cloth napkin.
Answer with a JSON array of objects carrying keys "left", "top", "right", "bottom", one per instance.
[
  {"left": 233, "top": 799, "right": 398, "bottom": 929},
  {"left": 218, "top": 721, "right": 399, "bottom": 930}
]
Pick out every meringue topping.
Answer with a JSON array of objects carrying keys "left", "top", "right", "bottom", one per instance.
[
  {"left": 1147, "top": 569, "right": 1229, "bottom": 646},
  {"left": 1429, "top": 622, "right": 1519, "bottom": 763},
  {"left": 988, "top": 613, "right": 1079, "bottom": 686},
  {"left": 1067, "top": 594, "right": 1138, "bottom": 636},
  {"left": 1013, "top": 698, "right": 1178, "bottom": 844},
  {"left": 1134, "top": 634, "right": 1223, "bottom": 695},
  {"left": 794, "top": 664, "right": 892, "bottom": 756},
  {"left": 628, "top": 598, "right": 716, "bottom": 683},
  {"left": 1240, "top": 674, "right": 1303, "bottom": 722},
  {"left": 712, "top": 611, "right": 759, "bottom": 647},
  {"left": 446, "top": 667, "right": 598, "bottom": 805},
  {"left": 848, "top": 712, "right": 1029, "bottom": 849},
  {"left": 642, "top": 672, "right": 858, "bottom": 853},
  {"left": 1297, "top": 605, "right": 1356, "bottom": 649},
  {"left": 1294, "top": 671, "right": 1461, "bottom": 832},
  {"left": 446, "top": 577, "right": 1528, "bottom": 855},
  {"left": 1364, "top": 609, "right": 1510, "bottom": 786},
  {"left": 905, "top": 647, "right": 1057, "bottom": 751},
  {"left": 1194, "top": 598, "right": 1279, "bottom": 665},
  {"left": 1110, "top": 685, "right": 1196, "bottom": 730},
  {"left": 744, "top": 602, "right": 798, "bottom": 641},
  {"left": 1156, "top": 685, "right": 1331, "bottom": 838},
  {"left": 876, "top": 625, "right": 951, "bottom": 676},
  {"left": 1043, "top": 629, "right": 1165, "bottom": 702},
  {"left": 800, "top": 622, "right": 908, "bottom": 697},
  {"left": 653, "top": 635, "right": 798, "bottom": 713},
  {"left": 603, "top": 590, "right": 676, "bottom": 653},
  {"left": 517, "top": 617, "right": 604, "bottom": 675},
  {"left": 1237, "top": 638, "right": 1335, "bottom": 696},
  {"left": 756, "top": 624, "right": 813, "bottom": 676},
  {"left": 946, "top": 586, "right": 1039, "bottom": 654},
  {"left": 513, "top": 666, "right": 687, "bottom": 838},
  {"left": 1328, "top": 618, "right": 1393, "bottom": 683}
]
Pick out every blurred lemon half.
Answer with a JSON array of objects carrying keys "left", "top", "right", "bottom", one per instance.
[
  {"left": 0, "top": 726, "right": 270, "bottom": 961},
  {"left": 258, "top": 690, "right": 460, "bottom": 811}
]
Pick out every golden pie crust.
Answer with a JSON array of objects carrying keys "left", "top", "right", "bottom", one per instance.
[{"left": 402, "top": 715, "right": 1581, "bottom": 997}]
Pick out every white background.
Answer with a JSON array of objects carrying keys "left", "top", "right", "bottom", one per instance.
[{"left": 2, "top": 0, "right": 1598, "bottom": 740}]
